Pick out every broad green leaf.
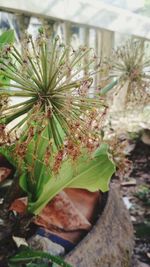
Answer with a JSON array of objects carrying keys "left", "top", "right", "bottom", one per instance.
[
  {"left": 0, "top": 29, "right": 15, "bottom": 47},
  {"left": 93, "top": 143, "right": 109, "bottom": 156},
  {"left": 19, "top": 119, "right": 65, "bottom": 202},
  {"left": 0, "top": 74, "right": 9, "bottom": 86},
  {"left": 27, "top": 144, "right": 115, "bottom": 214},
  {"left": 0, "top": 145, "right": 16, "bottom": 168},
  {"left": 19, "top": 124, "right": 54, "bottom": 201},
  {"left": 0, "top": 30, "right": 15, "bottom": 91}
]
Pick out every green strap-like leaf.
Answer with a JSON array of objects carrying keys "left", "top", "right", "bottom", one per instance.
[
  {"left": 27, "top": 144, "right": 115, "bottom": 214},
  {"left": 0, "top": 30, "right": 15, "bottom": 87},
  {"left": 0, "top": 29, "right": 15, "bottom": 47},
  {"left": 8, "top": 246, "right": 72, "bottom": 267},
  {"left": 100, "top": 80, "right": 118, "bottom": 95},
  {"left": 0, "top": 145, "right": 16, "bottom": 168}
]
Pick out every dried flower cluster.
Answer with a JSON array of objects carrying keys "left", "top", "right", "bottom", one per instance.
[
  {"left": 107, "top": 136, "right": 133, "bottom": 179},
  {"left": 9, "top": 105, "right": 106, "bottom": 174},
  {"left": 107, "top": 40, "right": 150, "bottom": 107},
  {"left": 0, "top": 30, "right": 106, "bottom": 173}
]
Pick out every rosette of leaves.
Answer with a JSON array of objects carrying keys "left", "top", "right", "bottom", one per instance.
[
  {"left": 107, "top": 39, "right": 150, "bottom": 108},
  {"left": 0, "top": 30, "right": 115, "bottom": 215}
]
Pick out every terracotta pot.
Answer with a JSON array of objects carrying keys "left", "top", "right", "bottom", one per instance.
[{"left": 65, "top": 185, "right": 134, "bottom": 267}]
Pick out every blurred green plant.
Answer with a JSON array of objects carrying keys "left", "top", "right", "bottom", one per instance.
[{"left": 135, "top": 185, "right": 150, "bottom": 206}]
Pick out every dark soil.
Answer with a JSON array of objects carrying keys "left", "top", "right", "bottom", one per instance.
[{"left": 120, "top": 140, "right": 150, "bottom": 265}]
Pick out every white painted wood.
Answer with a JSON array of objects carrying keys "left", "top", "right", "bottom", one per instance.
[{"left": 0, "top": 0, "right": 150, "bottom": 39}]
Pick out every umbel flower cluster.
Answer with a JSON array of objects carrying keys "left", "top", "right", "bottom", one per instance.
[
  {"left": 0, "top": 30, "right": 106, "bottom": 173},
  {"left": 107, "top": 40, "right": 150, "bottom": 107}
]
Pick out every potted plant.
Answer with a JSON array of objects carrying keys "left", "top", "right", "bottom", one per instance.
[{"left": 0, "top": 29, "right": 133, "bottom": 267}]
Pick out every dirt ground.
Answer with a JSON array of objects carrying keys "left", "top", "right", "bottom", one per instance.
[{"left": 118, "top": 140, "right": 150, "bottom": 267}]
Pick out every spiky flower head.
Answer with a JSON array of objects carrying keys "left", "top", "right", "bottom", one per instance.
[
  {"left": 107, "top": 39, "right": 150, "bottom": 107},
  {"left": 0, "top": 30, "right": 105, "bottom": 158}
]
